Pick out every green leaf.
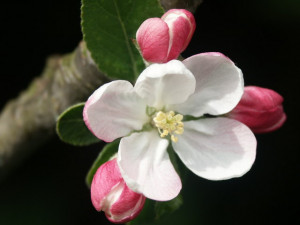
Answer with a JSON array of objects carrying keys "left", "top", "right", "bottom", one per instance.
[
  {"left": 56, "top": 103, "right": 100, "bottom": 146},
  {"left": 85, "top": 139, "right": 120, "bottom": 187},
  {"left": 127, "top": 194, "right": 183, "bottom": 225},
  {"left": 81, "top": 0, "right": 164, "bottom": 82},
  {"left": 154, "top": 194, "right": 183, "bottom": 220},
  {"left": 127, "top": 199, "right": 156, "bottom": 225}
]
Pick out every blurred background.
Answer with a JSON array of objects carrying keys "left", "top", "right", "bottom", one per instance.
[{"left": 0, "top": 0, "right": 299, "bottom": 224}]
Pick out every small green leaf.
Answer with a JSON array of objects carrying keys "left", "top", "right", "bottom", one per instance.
[
  {"left": 81, "top": 0, "right": 164, "bottom": 82},
  {"left": 127, "top": 194, "right": 183, "bottom": 225},
  {"left": 155, "top": 194, "right": 183, "bottom": 220},
  {"left": 86, "top": 139, "right": 120, "bottom": 187},
  {"left": 127, "top": 199, "right": 156, "bottom": 225},
  {"left": 56, "top": 103, "right": 100, "bottom": 146}
]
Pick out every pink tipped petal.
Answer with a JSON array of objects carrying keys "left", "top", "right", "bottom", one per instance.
[
  {"left": 162, "top": 9, "right": 196, "bottom": 56},
  {"left": 108, "top": 185, "right": 145, "bottom": 223},
  {"left": 173, "top": 53, "right": 244, "bottom": 117},
  {"left": 83, "top": 81, "right": 148, "bottom": 142},
  {"left": 228, "top": 86, "right": 287, "bottom": 133},
  {"left": 118, "top": 131, "right": 182, "bottom": 201},
  {"left": 172, "top": 118, "right": 256, "bottom": 180},
  {"left": 134, "top": 60, "right": 195, "bottom": 109},
  {"left": 91, "top": 159, "right": 123, "bottom": 211},
  {"left": 136, "top": 18, "right": 169, "bottom": 63},
  {"left": 166, "top": 15, "right": 192, "bottom": 61}
]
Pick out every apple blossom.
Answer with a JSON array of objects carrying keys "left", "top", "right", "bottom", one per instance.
[
  {"left": 91, "top": 158, "right": 145, "bottom": 223},
  {"left": 136, "top": 9, "right": 196, "bottom": 63},
  {"left": 228, "top": 86, "right": 286, "bottom": 133},
  {"left": 84, "top": 52, "right": 257, "bottom": 201}
]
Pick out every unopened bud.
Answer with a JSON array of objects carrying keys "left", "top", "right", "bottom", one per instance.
[
  {"left": 228, "top": 86, "right": 286, "bottom": 133},
  {"left": 91, "top": 159, "right": 145, "bottom": 223},
  {"left": 136, "top": 9, "right": 196, "bottom": 63}
]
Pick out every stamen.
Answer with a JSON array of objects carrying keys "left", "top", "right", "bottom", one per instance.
[{"left": 153, "top": 111, "right": 184, "bottom": 142}]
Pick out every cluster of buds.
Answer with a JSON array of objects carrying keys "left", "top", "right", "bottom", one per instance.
[
  {"left": 90, "top": 8, "right": 286, "bottom": 224},
  {"left": 90, "top": 9, "right": 196, "bottom": 223}
]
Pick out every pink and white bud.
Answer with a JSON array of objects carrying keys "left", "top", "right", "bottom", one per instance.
[
  {"left": 136, "top": 9, "right": 196, "bottom": 63},
  {"left": 228, "top": 86, "right": 287, "bottom": 133},
  {"left": 91, "top": 158, "right": 145, "bottom": 224}
]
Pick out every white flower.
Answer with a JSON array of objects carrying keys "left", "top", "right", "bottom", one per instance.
[{"left": 83, "top": 53, "right": 257, "bottom": 201}]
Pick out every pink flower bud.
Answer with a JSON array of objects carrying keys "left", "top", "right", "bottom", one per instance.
[
  {"left": 228, "top": 86, "right": 287, "bottom": 133},
  {"left": 136, "top": 9, "right": 196, "bottom": 63},
  {"left": 91, "top": 158, "right": 145, "bottom": 223}
]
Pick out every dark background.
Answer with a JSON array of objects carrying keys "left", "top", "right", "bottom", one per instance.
[{"left": 0, "top": 0, "right": 299, "bottom": 224}]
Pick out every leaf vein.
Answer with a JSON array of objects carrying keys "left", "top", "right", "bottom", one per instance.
[{"left": 112, "top": 0, "right": 138, "bottom": 78}]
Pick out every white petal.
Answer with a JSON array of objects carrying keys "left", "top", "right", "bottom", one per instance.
[
  {"left": 173, "top": 53, "right": 244, "bottom": 117},
  {"left": 134, "top": 60, "right": 195, "bottom": 109},
  {"left": 83, "top": 81, "right": 148, "bottom": 142},
  {"left": 118, "top": 131, "right": 182, "bottom": 201},
  {"left": 172, "top": 118, "right": 256, "bottom": 180}
]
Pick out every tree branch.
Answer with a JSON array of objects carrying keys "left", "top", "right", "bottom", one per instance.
[
  {"left": 0, "top": 0, "right": 202, "bottom": 179},
  {"left": 0, "top": 42, "right": 108, "bottom": 178}
]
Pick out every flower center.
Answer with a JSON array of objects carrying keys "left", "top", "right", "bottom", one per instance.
[{"left": 153, "top": 111, "right": 184, "bottom": 143}]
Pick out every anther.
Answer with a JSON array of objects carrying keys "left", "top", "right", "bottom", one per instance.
[{"left": 153, "top": 111, "right": 184, "bottom": 142}]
